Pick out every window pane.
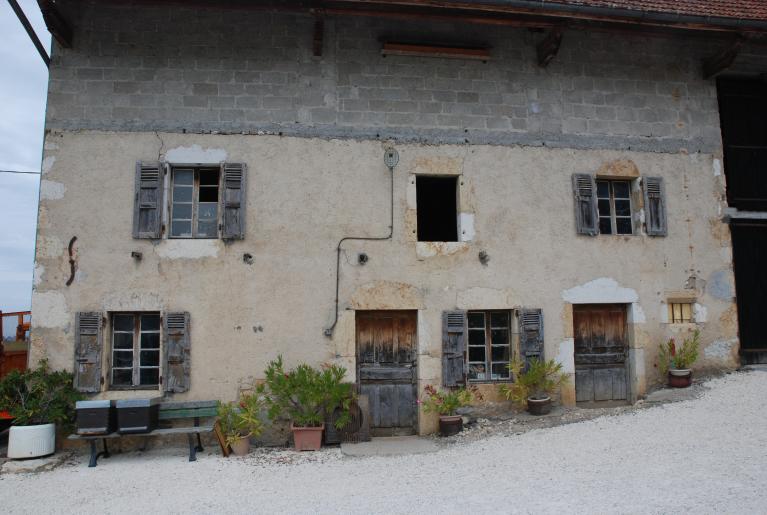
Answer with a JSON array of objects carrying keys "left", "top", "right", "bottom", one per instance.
[
  {"left": 468, "top": 346, "right": 485, "bottom": 362},
  {"left": 490, "top": 312, "right": 509, "bottom": 328},
  {"left": 491, "top": 329, "right": 509, "bottom": 346},
  {"left": 491, "top": 345, "right": 510, "bottom": 362},
  {"left": 468, "top": 312, "right": 485, "bottom": 328},
  {"left": 597, "top": 199, "right": 611, "bottom": 216},
  {"left": 197, "top": 221, "right": 218, "bottom": 238},
  {"left": 599, "top": 217, "right": 612, "bottom": 234},
  {"left": 616, "top": 217, "right": 633, "bottom": 235},
  {"left": 198, "top": 203, "right": 218, "bottom": 220},
  {"left": 173, "top": 185, "right": 193, "bottom": 203},
  {"left": 113, "top": 315, "right": 134, "bottom": 332},
  {"left": 614, "top": 199, "right": 631, "bottom": 216},
  {"left": 140, "top": 350, "right": 160, "bottom": 367},
  {"left": 171, "top": 221, "right": 192, "bottom": 237},
  {"left": 139, "top": 368, "right": 159, "bottom": 386},
  {"left": 113, "top": 351, "right": 133, "bottom": 368},
  {"left": 199, "top": 187, "right": 218, "bottom": 203},
  {"left": 113, "top": 332, "right": 133, "bottom": 349},
  {"left": 596, "top": 180, "right": 609, "bottom": 198},
  {"left": 172, "top": 203, "right": 192, "bottom": 220},
  {"left": 141, "top": 332, "right": 160, "bottom": 350},
  {"left": 491, "top": 363, "right": 510, "bottom": 380},
  {"left": 469, "top": 363, "right": 486, "bottom": 381},
  {"left": 199, "top": 170, "right": 219, "bottom": 185},
  {"left": 112, "top": 369, "right": 132, "bottom": 386},
  {"left": 174, "top": 170, "right": 193, "bottom": 185},
  {"left": 682, "top": 303, "right": 692, "bottom": 322},
  {"left": 613, "top": 181, "right": 630, "bottom": 198},
  {"left": 141, "top": 315, "right": 160, "bottom": 331},
  {"left": 468, "top": 329, "right": 485, "bottom": 347}
]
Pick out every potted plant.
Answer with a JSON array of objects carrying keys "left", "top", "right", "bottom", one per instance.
[
  {"left": 499, "top": 358, "right": 567, "bottom": 415},
  {"left": 419, "top": 384, "right": 481, "bottom": 436},
  {"left": 658, "top": 330, "right": 700, "bottom": 388},
  {"left": 0, "top": 360, "right": 81, "bottom": 458},
  {"left": 261, "top": 356, "right": 353, "bottom": 451},
  {"left": 217, "top": 391, "right": 264, "bottom": 456}
]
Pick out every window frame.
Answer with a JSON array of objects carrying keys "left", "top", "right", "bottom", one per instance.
[
  {"left": 169, "top": 166, "right": 221, "bottom": 240},
  {"left": 596, "top": 179, "right": 634, "bottom": 236},
  {"left": 109, "top": 312, "right": 162, "bottom": 390},
  {"left": 668, "top": 302, "right": 694, "bottom": 324},
  {"left": 466, "top": 309, "right": 513, "bottom": 383}
]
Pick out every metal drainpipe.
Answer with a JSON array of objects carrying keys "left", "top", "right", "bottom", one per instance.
[{"left": 324, "top": 149, "right": 398, "bottom": 337}]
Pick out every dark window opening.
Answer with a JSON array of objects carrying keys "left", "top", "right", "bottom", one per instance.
[
  {"left": 596, "top": 179, "right": 633, "bottom": 235},
  {"left": 416, "top": 176, "right": 458, "bottom": 242}
]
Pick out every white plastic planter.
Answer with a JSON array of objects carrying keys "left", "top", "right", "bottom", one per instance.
[{"left": 7, "top": 423, "right": 56, "bottom": 459}]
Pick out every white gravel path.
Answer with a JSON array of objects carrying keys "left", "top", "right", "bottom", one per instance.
[{"left": 2, "top": 370, "right": 766, "bottom": 514}]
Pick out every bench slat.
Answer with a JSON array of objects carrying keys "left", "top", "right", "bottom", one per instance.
[
  {"left": 159, "top": 400, "right": 218, "bottom": 410},
  {"left": 68, "top": 425, "right": 214, "bottom": 440},
  {"left": 158, "top": 407, "right": 218, "bottom": 419}
]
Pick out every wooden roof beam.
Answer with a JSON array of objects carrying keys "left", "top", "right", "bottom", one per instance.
[{"left": 37, "top": 0, "right": 72, "bottom": 48}]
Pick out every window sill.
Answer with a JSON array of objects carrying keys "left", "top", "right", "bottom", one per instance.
[
  {"left": 416, "top": 241, "right": 469, "bottom": 259},
  {"left": 108, "top": 386, "right": 161, "bottom": 391}
]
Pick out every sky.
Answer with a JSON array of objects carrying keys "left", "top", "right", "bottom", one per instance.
[{"left": 0, "top": 0, "right": 49, "bottom": 335}]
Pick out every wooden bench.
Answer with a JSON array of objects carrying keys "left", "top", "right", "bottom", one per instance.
[{"left": 68, "top": 400, "right": 217, "bottom": 467}]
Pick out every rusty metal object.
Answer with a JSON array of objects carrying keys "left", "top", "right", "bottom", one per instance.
[{"left": 66, "top": 236, "right": 77, "bottom": 286}]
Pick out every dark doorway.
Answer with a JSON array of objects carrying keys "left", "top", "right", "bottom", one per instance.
[
  {"left": 416, "top": 176, "right": 458, "bottom": 242},
  {"left": 731, "top": 221, "right": 767, "bottom": 364},
  {"left": 356, "top": 311, "right": 418, "bottom": 436},
  {"left": 573, "top": 304, "right": 628, "bottom": 405},
  {"left": 717, "top": 78, "right": 767, "bottom": 211}
]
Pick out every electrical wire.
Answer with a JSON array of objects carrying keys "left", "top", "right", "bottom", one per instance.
[{"left": 0, "top": 170, "right": 41, "bottom": 175}]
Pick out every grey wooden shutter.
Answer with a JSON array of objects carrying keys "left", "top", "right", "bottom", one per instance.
[
  {"left": 572, "top": 173, "right": 599, "bottom": 236},
  {"left": 442, "top": 311, "right": 467, "bottom": 387},
  {"left": 74, "top": 312, "right": 103, "bottom": 392},
  {"left": 163, "top": 312, "right": 191, "bottom": 393},
  {"left": 643, "top": 176, "right": 667, "bottom": 236},
  {"left": 132, "top": 162, "right": 164, "bottom": 239},
  {"left": 221, "top": 163, "right": 246, "bottom": 240},
  {"left": 519, "top": 309, "right": 544, "bottom": 370}
]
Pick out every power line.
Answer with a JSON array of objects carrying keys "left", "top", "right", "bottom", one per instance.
[{"left": 0, "top": 170, "right": 41, "bottom": 175}]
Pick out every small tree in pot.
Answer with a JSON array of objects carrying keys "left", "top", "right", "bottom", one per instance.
[
  {"left": 217, "top": 391, "right": 265, "bottom": 456},
  {"left": 261, "top": 356, "right": 353, "bottom": 451},
  {"left": 658, "top": 330, "right": 700, "bottom": 388},
  {"left": 0, "top": 360, "right": 82, "bottom": 458},
  {"left": 499, "top": 358, "right": 567, "bottom": 415},
  {"left": 419, "top": 384, "right": 481, "bottom": 436}
]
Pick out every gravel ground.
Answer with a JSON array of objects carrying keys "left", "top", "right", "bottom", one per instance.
[{"left": 1, "top": 370, "right": 765, "bottom": 514}]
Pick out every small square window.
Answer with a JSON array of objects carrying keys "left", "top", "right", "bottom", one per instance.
[
  {"left": 170, "top": 167, "right": 220, "bottom": 239},
  {"left": 668, "top": 302, "right": 694, "bottom": 323},
  {"left": 596, "top": 179, "right": 633, "bottom": 235},
  {"left": 416, "top": 176, "right": 458, "bottom": 242}
]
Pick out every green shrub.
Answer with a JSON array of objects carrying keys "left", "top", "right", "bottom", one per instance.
[
  {"left": 261, "top": 356, "right": 354, "bottom": 429},
  {"left": 419, "top": 384, "right": 481, "bottom": 416},
  {"left": 217, "top": 391, "right": 265, "bottom": 447},
  {"left": 658, "top": 330, "right": 701, "bottom": 376},
  {"left": 0, "top": 360, "right": 82, "bottom": 426},
  {"left": 499, "top": 358, "right": 567, "bottom": 407}
]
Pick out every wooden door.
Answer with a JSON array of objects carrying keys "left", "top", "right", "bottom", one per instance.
[
  {"left": 573, "top": 304, "right": 628, "bottom": 404},
  {"left": 356, "top": 311, "right": 417, "bottom": 436},
  {"left": 731, "top": 221, "right": 767, "bottom": 364}
]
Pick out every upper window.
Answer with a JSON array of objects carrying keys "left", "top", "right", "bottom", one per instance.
[
  {"left": 416, "top": 176, "right": 458, "bottom": 242},
  {"left": 111, "top": 313, "right": 161, "bottom": 389},
  {"left": 467, "top": 310, "right": 511, "bottom": 382},
  {"left": 597, "top": 180, "right": 633, "bottom": 235},
  {"left": 170, "top": 167, "right": 220, "bottom": 238}
]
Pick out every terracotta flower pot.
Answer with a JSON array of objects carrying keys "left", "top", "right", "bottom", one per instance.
[
  {"left": 229, "top": 435, "right": 251, "bottom": 456},
  {"left": 438, "top": 415, "right": 463, "bottom": 436},
  {"left": 527, "top": 396, "right": 552, "bottom": 416},
  {"left": 668, "top": 369, "right": 692, "bottom": 388},
  {"left": 291, "top": 423, "right": 324, "bottom": 451}
]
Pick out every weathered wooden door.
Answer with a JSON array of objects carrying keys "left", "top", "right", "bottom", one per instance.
[
  {"left": 356, "top": 310, "right": 417, "bottom": 436},
  {"left": 573, "top": 304, "right": 628, "bottom": 404},
  {"left": 731, "top": 221, "right": 767, "bottom": 364}
]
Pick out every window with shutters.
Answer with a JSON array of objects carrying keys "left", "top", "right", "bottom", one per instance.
[
  {"left": 170, "top": 167, "right": 220, "bottom": 238},
  {"left": 467, "top": 310, "right": 512, "bottom": 382},
  {"left": 596, "top": 180, "right": 633, "bottom": 235},
  {"left": 110, "top": 312, "right": 161, "bottom": 389}
]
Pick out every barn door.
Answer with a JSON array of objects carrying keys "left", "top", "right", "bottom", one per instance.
[
  {"left": 731, "top": 220, "right": 767, "bottom": 364},
  {"left": 356, "top": 310, "right": 417, "bottom": 436},
  {"left": 573, "top": 304, "right": 628, "bottom": 404}
]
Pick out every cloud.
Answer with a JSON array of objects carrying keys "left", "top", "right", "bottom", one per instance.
[{"left": 0, "top": 0, "right": 49, "bottom": 314}]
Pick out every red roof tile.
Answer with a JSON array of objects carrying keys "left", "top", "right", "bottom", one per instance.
[{"left": 545, "top": 0, "right": 767, "bottom": 22}]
